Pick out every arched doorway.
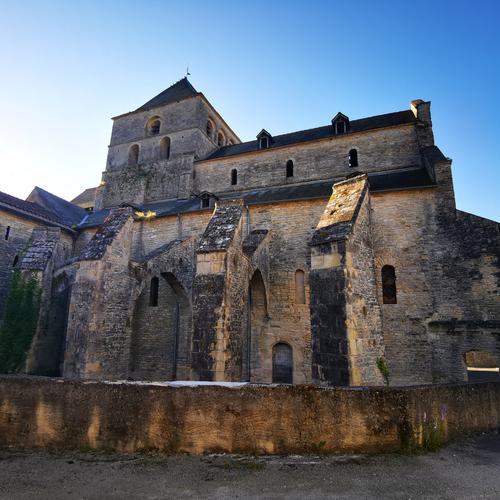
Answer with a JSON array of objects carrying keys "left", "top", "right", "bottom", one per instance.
[
  {"left": 272, "top": 342, "right": 293, "bottom": 384},
  {"left": 130, "top": 272, "right": 191, "bottom": 380}
]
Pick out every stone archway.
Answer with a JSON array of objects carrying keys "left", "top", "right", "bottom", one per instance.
[{"left": 129, "top": 272, "right": 191, "bottom": 381}]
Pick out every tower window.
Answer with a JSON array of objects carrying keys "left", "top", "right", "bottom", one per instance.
[
  {"left": 5, "top": 226, "right": 10, "bottom": 240},
  {"left": 382, "top": 265, "right": 397, "bottom": 304},
  {"left": 160, "top": 136, "right": 171, "bottom": 160},
  {"left": 286, "top": 160, "right": 294, "bottom": 178},
  {"left": 128, "top": 144, "right": 139, "bottom": 166},
  {"left": 150, "top": 120, "right": 160, "bottom": 135},
  {"left": 335, "top": 121, "right": 346, "bottom": 135},
  {"left": 12, "top": 255, "right": 19, "bottom": 267},
  {"left": 231, "top": 169, "right": 238, "bottom": 185},
  {"left": 146, "top": 117, "right": 162, "bottom": 136},
  {"left": 206, "top": 119, "right": 214, "bottom": 137},
  {"left": 217, "top": 132, "right": 225, "bottom": 147},
  {"left": 149, "top": 277, "right": 159, "bottom": 307},
  {"left": 348, "top": 149, "right": 358, "bottom": 168}
]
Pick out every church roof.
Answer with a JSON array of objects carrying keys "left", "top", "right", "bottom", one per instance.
[
  {"left": 71, "top": 187, "right": 97, "bottom": 208},
  {"left": 0, "top": 190, "right": 74, "bottom": 229},
  {"left": 134, "top": 77, "right": 199, "bottom": 112},
  {"left": 26, "top": 186, "right": 86, "bottom": 226},
  {"left": 201, "top": 110, "right": 417, "bottom": 161},
  {"left": 78, "top": 166, "right": 435, "bottom": 229}
]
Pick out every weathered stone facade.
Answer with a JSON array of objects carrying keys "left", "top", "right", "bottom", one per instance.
[{"left": 1, "top": 78, "right": 499, "bottom": 386}]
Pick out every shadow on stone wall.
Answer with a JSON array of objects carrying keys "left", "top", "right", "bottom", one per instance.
[{"left": 0, "top": 376, "right": 499, "bottom": 455}]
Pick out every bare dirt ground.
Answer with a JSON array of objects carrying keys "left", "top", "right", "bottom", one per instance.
[{"left": 0, "top": 431, "right": 499, "bottom": 499}]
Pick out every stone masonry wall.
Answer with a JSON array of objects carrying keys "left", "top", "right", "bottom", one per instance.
[
  {"left": 2, "top": 376, "right": 500, "bottom": 455},
  {"left": 344, "top": 189, "right": 385, "bottom": 385},
  {"left": 194, "top": 124, "right": 421, "bottom": 195},
  {"left": 64, "top": 209, "right": 137, "bottom": 379}
]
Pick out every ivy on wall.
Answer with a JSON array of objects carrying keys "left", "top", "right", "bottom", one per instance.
[{"left": 0, "top": 270, "right": 41, "bottom": 373}]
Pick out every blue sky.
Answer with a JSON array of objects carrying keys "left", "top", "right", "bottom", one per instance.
[{"left": 1, "top": 0, "right": 499, "bottom": 221}]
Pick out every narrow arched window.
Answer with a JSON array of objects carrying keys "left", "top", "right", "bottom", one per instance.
[
  {"left": 382, "top": 265, "right": 397, "bottom": 304},
  {"left": 348, "top": 149, "right": 358, "bottom": 168},
  {"left": 272, "top": 343, "right": 293, "bottom": 384},
  {"left": 5, "top": 226, "right": 10, "bottom": 240},
  {"left": 150, "top": 119, "right": 161, "bottom": 135},
  {"left": 295, "top": 269, "right": 305, "bottom": 304},
  {"left": 286, "top": 160, "right": 294, "bottom": 178},
  {"left": 206, "top": 119, "right": 214, "bottom": 137},
  {"left": 217, "top": 132, "right": 225, "bottom": 147},
  {"left": 160, "top": 136, "right": 171, "bottom": 160},
  {"left": 149, "top": 277, "right": 159, "bottom": 307},
  {"left": 12, "top": 255, "right": 19, "bottom": 267},
  {"left": 128, "top": 144, "right": 139, "bottom": 166},
  {"left": 231, "top": 169, "right": 237, "bottom": 185}
]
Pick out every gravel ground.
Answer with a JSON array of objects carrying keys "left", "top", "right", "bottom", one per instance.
[{"left": 0, "top": 431, "right": 499, "bottom": 499}]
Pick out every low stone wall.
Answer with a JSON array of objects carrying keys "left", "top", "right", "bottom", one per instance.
[{"left": 0, "top": 376, "right": 499, "bottom": 454}]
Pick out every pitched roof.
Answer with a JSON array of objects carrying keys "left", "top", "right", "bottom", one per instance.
[
  {"left": 79, "top": 166, "right": 435, "bottom": 229},
  {"left": 26, "top": 187, "right": 86, "bottom": 226},
  {"left": 135, "top": 78, "right": 199, "bottom": 113},
  {"left": 0, "top": 190, "right": 72, "bottom": 228},
  {"left": 202, "top": 110, "right": 417, "bottom": 161},
  {"left": 71, "top": 187, "right": 97, "bottom": 208}
]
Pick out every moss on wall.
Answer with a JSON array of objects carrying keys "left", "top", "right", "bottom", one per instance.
[{"left": 0, "top": 270, "right": 41, "bottom": 373}]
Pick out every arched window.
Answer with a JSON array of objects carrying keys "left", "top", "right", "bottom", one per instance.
[
  {"left": 272, "top": 343, "right": 293, "bottom": 384},
  {"left": 348, "top": 149, "right": 358, "bottom": 168},
  {"left": 146, "top": 117, "right": 161, "bottom": 136},
  {"left": 12, "top": 255, "right": 19, "bottom": 267},
  {"left": 295, "top": 269, "right": 305, "bottom": 304},
  {"left": 128, "top": 144, "right": 139, "bottom": 166},
  {"left": 217, "top": 131, "right": 225, "bottom": 147},
  {"left": 149, "top": 277, "right": 159, "bottom": 307},
  {"left": 5, "top": 225, "right": 10, "bottom": 240},
  {"left": 231, "top": 169, "right": 237, "bottom": 185},
  {"left": 160, "top": 136, "right": 171, "bottom": 160},
  {"left": 286, "top": 160, "right": 294, "bottom": 178},
  {"left": 382, "top": 265, "right": 397, "bottom": 304},
  {"left": 206, "top": 119, "right": 214, "bottom": 137}
]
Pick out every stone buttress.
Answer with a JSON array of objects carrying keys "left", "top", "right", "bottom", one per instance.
[
  {"left": 191, "top": 199, "right": 249, "bottom": 381},
  {"left": 309, "top": 175, "right": 385, "bottom": 386}
]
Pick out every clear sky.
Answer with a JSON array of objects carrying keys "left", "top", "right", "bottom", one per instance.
[{"left": 1, "top": 0, "right": 499, "bottom": 221}]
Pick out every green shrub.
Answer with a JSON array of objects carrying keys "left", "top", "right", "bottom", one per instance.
[{"left": 0, "top": 270, "right": 41, "bottom": 373}]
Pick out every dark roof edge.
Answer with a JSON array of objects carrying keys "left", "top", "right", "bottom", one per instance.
[
  {"left": 196, "top": 120, "right": 414, "bottom": 164},
  {"left": 0, "top": 202, "right": 76, "bottom": 234}
]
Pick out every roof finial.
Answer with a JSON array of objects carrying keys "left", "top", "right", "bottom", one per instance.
[{"left": 185, "top": 65, "right": 191, "bottom": 77}]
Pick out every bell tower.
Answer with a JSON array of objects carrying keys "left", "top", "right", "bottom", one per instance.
[{"left": 95, "top": 78, "right": 239, "bottom": 210}]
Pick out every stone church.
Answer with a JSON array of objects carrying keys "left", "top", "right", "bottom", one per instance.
[{"left": 1, "top": 78, "right": 499, "bottom": 386}]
